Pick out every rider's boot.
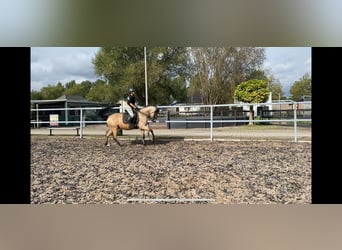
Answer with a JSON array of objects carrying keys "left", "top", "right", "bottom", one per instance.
[
  {"left": 133, "top": 116, "right": 140, "bottom": 129},
  {"left": 127, "top": 116, "right": 135, "bottom": 129}
]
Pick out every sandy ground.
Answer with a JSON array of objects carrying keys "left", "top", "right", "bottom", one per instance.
[{"left": 31, "top": 135, "right": 311, "bottom": 204}]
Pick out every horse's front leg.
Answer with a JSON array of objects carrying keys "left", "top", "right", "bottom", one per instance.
[
  {"left": 141, "top": 130, "right": 146, "bottom": 145},
  {"left": 149, "top": 129, "right": 155, "bottom": 144},
  {"left": 146, "top": 123, "right": 151, "bottom": 139}
]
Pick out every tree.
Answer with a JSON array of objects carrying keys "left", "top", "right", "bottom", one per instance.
[
  {"left": 233, "top": 79, "right": 269, "bottom": 125},
  {"left": 31, "top": 90, "right": 43, "bottom": 100},
  {"left": 86, "top": 79, "right": 116, "bottom": 104},
  {"left": 64, "top": 80, "right": 93, "bottom": 98},
  {"left": 92, "top": 47, "right": 190, "bottom": 105},
  {"left": 266, "top": 75, "right": 284, "bottom": 100},
  {"left": 188, "top": 47, "right": 266, "bottom": 104},
  {"left": 40, "top": 82, "right": 65, "bottom": 99},
  {"left": 289, "top": 73, "right": 311, "bottom": 101}
]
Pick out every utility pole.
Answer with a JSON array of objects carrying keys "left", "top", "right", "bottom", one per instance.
[{"left": 144, "top": 47, "right": 148, "bottom": 106}]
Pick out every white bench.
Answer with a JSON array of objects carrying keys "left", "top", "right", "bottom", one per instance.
[{"left": 47, "top": 126, "right": 80, "bottom": 136}]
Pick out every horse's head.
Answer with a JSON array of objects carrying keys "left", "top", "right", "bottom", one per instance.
[
  {"left": 150, "top": 107, "right": 159, "bottom": 122},
  {"left": 140, "top": 106, "right": 158, "bottom": 122},
  {"left": 139, "top": 106, "right": 160, "bottom": 123}
]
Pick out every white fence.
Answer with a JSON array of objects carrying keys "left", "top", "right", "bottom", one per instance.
[{"left": 31, "top": 101, "right": 311, "bottom": 142}]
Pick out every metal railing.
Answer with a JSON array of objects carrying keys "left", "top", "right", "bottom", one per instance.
[{"left": 31, "top": 101, "right": 311, "bottom": 142}]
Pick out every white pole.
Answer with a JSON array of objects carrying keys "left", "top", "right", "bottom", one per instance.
[
  {"left": 36, "top": 103, "right": 39, "bottom": 128},
  {"left": 210, "top": 105, "right": 213, "bottom": 142},
  {"left": 279, "top": 92, "right": 281, "bottom": 115},
  {"left": 293, "top": 102, "right": 297, "bottom": 143},
  {"left": 144, "top": 47, "right": 148, "bottom": 106},
  {"left": 79, "top": 108, "right": 83, "bottom": 139}
]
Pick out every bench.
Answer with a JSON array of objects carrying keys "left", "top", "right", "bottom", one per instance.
[{"left": 47, "top": 126, "right": 80, "bottom": 136}]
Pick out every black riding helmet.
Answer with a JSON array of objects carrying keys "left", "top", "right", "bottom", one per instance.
[{"left": 129, "top": 88, "right": 135, "bottom": 93}]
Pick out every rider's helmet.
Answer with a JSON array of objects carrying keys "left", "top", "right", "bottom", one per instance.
[{"left": 129, "top": 88, "right": 135, "bottom": 93}]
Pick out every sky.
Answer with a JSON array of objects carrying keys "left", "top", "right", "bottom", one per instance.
[{"left": 30, "top": 47, "right": 311, "bottom": 97}]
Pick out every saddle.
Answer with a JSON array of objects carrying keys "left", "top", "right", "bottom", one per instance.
[{"left": 123, "top": 111, "right": 139, "bottom": 128}]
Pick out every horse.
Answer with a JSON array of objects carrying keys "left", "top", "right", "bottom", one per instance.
[{"left": 105, "top": 106, "right": 159, "bottom": 146}]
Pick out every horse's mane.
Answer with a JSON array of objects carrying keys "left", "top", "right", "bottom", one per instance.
[
  {"left": 140, "top": 106, "right": 159, "bottom": 114},
  {"left": 141, "top": 105, "right": 158, "bottom": 111}
]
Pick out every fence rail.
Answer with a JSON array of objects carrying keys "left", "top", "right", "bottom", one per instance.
[{"left": 31, "top": 101, "right": 311, "bottom": 142}]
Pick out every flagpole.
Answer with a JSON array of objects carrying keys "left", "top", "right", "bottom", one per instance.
[{"left": 144, "top": 47, "right": 148, "bottom": 106}]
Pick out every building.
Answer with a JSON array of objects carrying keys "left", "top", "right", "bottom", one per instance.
[{"left": 30, "top": 95, "right": 111, "bottom": 127}]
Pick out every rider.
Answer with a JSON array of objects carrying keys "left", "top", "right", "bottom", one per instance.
[{"left": 125, "top": 87, "right": 139, "bottom": 126}]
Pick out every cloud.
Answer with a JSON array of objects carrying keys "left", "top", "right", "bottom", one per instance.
[
  {"left": 31, "top": 47, "right": 100, "bottom": 90},
  {"left": 272, "top": 62, "right": 294, "bottom": 72},
  {"left": 263, "top": 47, "right": 311, "bottom": 96}
]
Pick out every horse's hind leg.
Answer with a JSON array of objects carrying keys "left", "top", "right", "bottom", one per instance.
[
  {"left": 105, "top": 128, "right": 121, "bottom": 146},
  {"left": 112, "top": 128, "right": 121, "bottom": 146}
]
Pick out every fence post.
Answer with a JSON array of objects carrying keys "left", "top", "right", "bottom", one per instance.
[
  {"left": 35, "top": 103, "right": 40, "bottom": 128},
  {"left": 166, "top": 110, "right": 170, "bottom": 129},
  {"left": 293, "top": 102, "right": 297, "bottom": 143},
  {"left": 79, "top": 108, "right": 83, "bottom": 139}
]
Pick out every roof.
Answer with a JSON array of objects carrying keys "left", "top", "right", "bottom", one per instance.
[
  {"left": 56, "top": 95, "right": 87, "bottom": 101},
  {"left": 31, "top": 95, "right": 107, "bottom": 106}
]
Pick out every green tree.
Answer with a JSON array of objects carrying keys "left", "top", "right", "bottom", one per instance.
[
  {"left": 86, "top": 80, "right": 116, "bottom": 104},
  {"left": 92, "top": 47, "right": 190, "bottom": 105},
  {"left": 248, "top": 69, "right": 268, "bottom": 81},
  {"left": 40, "top": 82, "right": 65, "bottom": 99},
  {"left": 64, "top": 80, "right": 77, "bottom": 90},
  {"left": 31, "top": 90, "right": 43, "bottom": 100},
  {"left": 145, "top": 47, "right": 190, "bottom": 105},
  {"left": 64, "top": 80, "right": 93, "bottom": 98},
  {"left": 233, "top": 79, "right": 269, "bottom": 125},
  {"left": 168, "top": 76, "right": 188, "bottom": 103},
  {"left": 289, "top": 73, "right": 311, "bottom": 101}
]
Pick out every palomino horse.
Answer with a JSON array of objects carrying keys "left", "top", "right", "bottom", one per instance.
[{"left": 105, "top": 106, "right": 159, "bottom": 146}]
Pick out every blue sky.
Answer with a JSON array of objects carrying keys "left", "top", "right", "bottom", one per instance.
[{"left": 31, "top": 47, "right": 311, "bottom": 97}]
